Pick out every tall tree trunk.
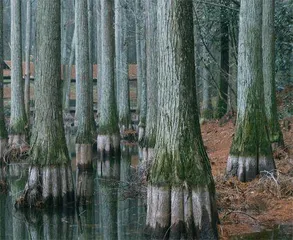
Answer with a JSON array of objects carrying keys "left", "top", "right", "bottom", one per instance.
[
  {"left": 142, "top": 0, "right": 157, "bottom": 165},
  {"left": 75, "top": 0, "right": 93, "bottom": 170},
  {"left": 87, "top": 0, "right": 96, "bottom": 136},
  {"left": 19, "top": 0, "right": 74, "bottom": 208},
  {"left": 96, "top": 0, "right": 102, "bottom": 123},
  {"left": 216, "top": 1, "right": 229, "bottom": 119},
  {"left": 10, "top": 0, "right": 28, "bottom": 147},
  {"left": 0, "top": 0, "right": 8, "bottom": 160},
  {"left": 135, "top": 0, "right": 147, "bottom": 144},
  {"left": 97, "top": 0, "right": 120, "bottom": 154},
  {"left": 24, "top": 0, "right": 31, "bottom": 123},
  {"left": 226, "top": 0, "right": 275, "bottom": 182},
  {"left": 146, "top": 1, "right": 219, "bottom": 238},
  {"left": 115, "top": 0, "right": 131, "bottom": 136},
  {"left": 262, "top": 0, "right": 283, "bottom": 148}
]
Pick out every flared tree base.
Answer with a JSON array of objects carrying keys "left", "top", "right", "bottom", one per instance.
[
  {"left": 139, "top": 147, "right": 154, "bottom": 177},
  {"left": 75, "top": 144, "right": 93, "bottom": 170},
  {"left": 16, "top": 164, "right": 74, "bottom": 208},
  {"left": 97, "top": 134, "right": 120, "bottom": 157},
  {"left": 226, "top": 154, "right": 276, "bottom": 182},
  {"left": 145, "top": 185, "right": 218, "bottom": 239},
  {"left": 6, "top": 135, "right": 29, "bottom": 162}
]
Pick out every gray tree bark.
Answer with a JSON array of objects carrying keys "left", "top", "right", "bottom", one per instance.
[
  {"left": 142, "top": 0, "right": 157, "bottom": 165},
  {"left": 146, "top": 1, "right": 219, "bottom": 238},
  {"left": 97, "top": 0, "right": 120, "bottom": 154},
  {"left": 10, "top": 0, "right": 27, "bottom": 146},
  {"left": 75, "top": 0, "right": 93, "bottom": 169},
  {"left": 24, "top": 0, "right": 31, "bottom": 122},
  {"left": 226, "top": 0, "right": 275, "bottom": 182},
  {"left": 19, "top": 0, "right": 74, "bottom": 208},
  {"left": 115, "top": 0, "right": 131, "bottom": 136},
  {"left": 135, "top": 0, "right": 147, "bottom": 143},
  {"left": 0, "top": 0, "right": 8, "bottom": 160},
  {"left": 262, "top": 0, "right": 283, "bottom": 148}
]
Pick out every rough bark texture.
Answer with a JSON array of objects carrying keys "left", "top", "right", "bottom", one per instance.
[
  {"left": 146, "top": 1, "right": 218, "bottom": 239},
  {"left": 217, "top": 2, "right": 229, "bottom": 119},
  {"left": 262, "top": 0, "right": 283, "bottom": 148},
  {"left": 24, "top": 0, "right": 31, "bottom": 121},
  {"left": 75, "top": 0, "right": 93, "bottom": 167},
  {"left": 115, "top": 0, "right": 131, "bottom": 135},
  {"left": 76, "top": 169, "right": 94, "bottom": 206},
  {"left": 135, "top": 0, "right": 147, "bottom": 144},
  {"left": 227, "top": 0, "right": 275, "bottom": 182},
  {"left": 10, "top": 0, "right": 27, "bottom": 145},
  {"left": 98, "top": 0, "right": 120, "bottom": 153},
  {"left": 19, "top": 0, "right": 74, "bottom": 208},
  {"left": 0, "top": 0, "right": 8, "bottom": 160},
  {"left": 144, "top": 0, "right": 157, "bottom": 151}
]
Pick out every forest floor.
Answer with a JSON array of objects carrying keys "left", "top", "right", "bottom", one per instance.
[{"left": 203, "top": 118, "right": 293, "bottom": 239}]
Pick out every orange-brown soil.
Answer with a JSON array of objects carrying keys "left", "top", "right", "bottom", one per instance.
[{"left": 201, "top": 120, "right": 293, "bottom": 239}]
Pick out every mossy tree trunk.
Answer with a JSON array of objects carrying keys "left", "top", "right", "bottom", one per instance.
[
  {"left": 24, "top": 0, "right": 31, "bottom": 122},
  {"left": 10, "top": 0, "right": 28, "bottom": 147},
  {"left": 142, "top": 0, "right": 157, "bottom": 165},
  {"left": 262, "top": 0, "right": 284, "bottom": 148},
  {"left": 146, "top": 1, "right": 219, "bottom": 238},
  {"left": 0, "top": 0, "right": 8, "bottom": 160},
  {"left": 75, "top": 0, "right": 93, "bottom": 170},
  {"left": 115, "top": 0, "right": 131, "bottom": 136},
  {"left": 20, "top": 0, "right": 74, "bottom": 208},
  {"left": 216, "top": 1, "right": 229, "bottom": 119},
  {"left": 97, "top": 0, "right": 120, "bottom": 154},
  {"left": 135, "top": 0, "right": 147, "bottom": 144},
  {"left": 226, "top": 0, "right": 275, "bottom": 182}
]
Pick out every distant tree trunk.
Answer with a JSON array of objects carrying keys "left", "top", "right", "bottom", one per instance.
[
  {"left": 87, "top": 0, "right": 96, "bottom": 136},
  {"left": 201, "top": 46, "right": 213, "bottom": 120},
  {"left": 96, "top": 0, "right": 102, "bottom": 122},
  {"left": 24, "top": 0, "right": 31, "bottom": 123},
  {"left": 142, "top": 0, "right": 157, "bottom": 164},
  {"left": 146, "top": 1, "right": 219, "bottom": 238},
  {"left": 262, "top": 0, "right": 283, "bottom": 148},
  {"left": 0, "top": 0, "right": 8, "bottom": 160},
  {"left": 75, "top": 0, "right": 93, "bottom": 169},
  {"left": 97, "top": 0, "right": 120, "bottom": 154},
  {"left": 115, "top": 0, "right": 131, "bottom": 136},
  {"left": 135, "top": 0, "right": 147, "bottom": 143},
  {"left": 216, "top": 2, "right": 229, "bottom": 119},
  {"left": 63, "top": 28, "right": 75, "bottom": 114},
  {"left": 19, "top": 0, "right": 74, "bottom": 208},
  {"left": 226, "top": 0, "right": 275, "bottom": 182},
  {"left": 10, "top": 0, "right": 28, "bottom": 147}
]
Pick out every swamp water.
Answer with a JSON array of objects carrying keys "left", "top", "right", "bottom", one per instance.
[{"left": 0, "top": 139, "right": 292, "bottom": 239}]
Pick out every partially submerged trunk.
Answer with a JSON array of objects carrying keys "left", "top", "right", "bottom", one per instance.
[
  {"left": 10, "top": 0, "right": 28, "bottom": 147},
  {"left": 226, "top": 0, "right": 275, "bottom": 182},
  {"left": 76, "top": 169, "right": 94, "bottom": 206},
  {"left": 24, "top": 0, "right": 31, "bottom": 122},
  {"left": 135, "top": 0, "right": 147, "bottom": 144},
  {"left": 18, "top": 0, "right": 74, "bottom": 208},
  {"left": 115, "top": 0, "right": 131, "bottom": 136},
  {"left": 75, "top": 0, "right": 93, "bottom": 169},
  {"left": 97, "top": 0, "right": 120, "bottom": 154},
  {"left": 262, "top": 0, "right": 283, "bottom": 148},
  {"left": 0, "top": 0, "right": 8, "bottom": 160},
  {"left": 146, "top": 1, "right": 218, "bottom": 238},
  {"left": 142, "top": 0, "right": 158, "bottom": 166}
]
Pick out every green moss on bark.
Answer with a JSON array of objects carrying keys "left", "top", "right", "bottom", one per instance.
[{"left": 9, "top": 117, "right": 28, "bottom": 135}]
